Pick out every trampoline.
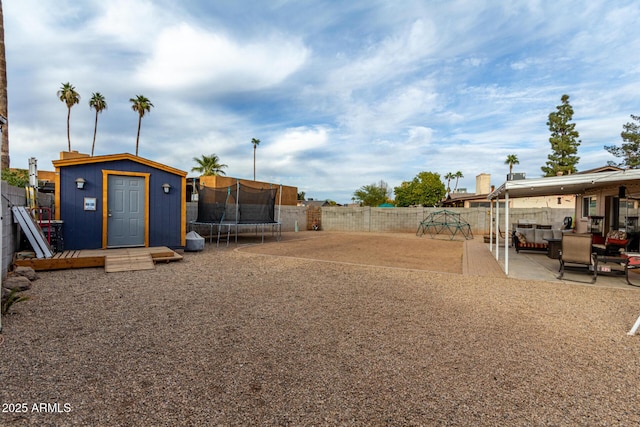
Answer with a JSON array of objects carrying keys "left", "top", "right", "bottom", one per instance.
[{"left": 189, "top": 181, "right": 282, "bottom": 246}]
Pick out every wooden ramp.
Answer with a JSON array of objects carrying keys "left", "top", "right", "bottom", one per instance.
[
  {"left": 14, "top": 247, "right": 182, "bottom": 272},
  {"left": 105, "top": 253, "right": 154, "bottom": 273}
]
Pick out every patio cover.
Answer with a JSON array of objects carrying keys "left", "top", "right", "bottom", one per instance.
[{"left": 487, "top": 169, "right": 640, "bottom": 275}]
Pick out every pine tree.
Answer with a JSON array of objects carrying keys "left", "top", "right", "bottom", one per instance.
[
  {"left": 604, "top": 114, "right": 640, "bottom": 168},
  {"left": 541, "top": 94, "right": 581, "bottom": 176}
]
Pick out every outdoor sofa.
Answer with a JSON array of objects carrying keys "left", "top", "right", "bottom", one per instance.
[{"left": 513, "top": 224, "right": 564, "bottom": 253}]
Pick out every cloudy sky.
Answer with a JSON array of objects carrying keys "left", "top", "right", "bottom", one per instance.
[{"left": 4, "top": 0, "right": 640, "bottom": 203}]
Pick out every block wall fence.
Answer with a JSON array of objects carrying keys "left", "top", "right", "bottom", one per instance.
[
  {"left": 186, "top": 203, "right": 574, "bottom": 236},
  {"left": 1, "top": 182, "right": 54, "bottom": 278}
]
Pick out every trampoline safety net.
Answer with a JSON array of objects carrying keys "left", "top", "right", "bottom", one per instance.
[
  {"left": 191, "top": 182, "right": 281, "bottom": 245},
  {"left": 238, "top": 184, "right": 277, "bottom": 224},
  {"left": 196, "top": 186, "right": 235, "bottom": 223}
]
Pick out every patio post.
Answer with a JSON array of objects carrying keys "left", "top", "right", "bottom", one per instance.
[
  {"left": 495, "top": 196, "right": 499, "bottom": 261},
  {"left": 505, "top": 191, "right": 509, "bottom": 275},
  {"left": 489, "top": 197, "right": 494, "bottom": 252}
]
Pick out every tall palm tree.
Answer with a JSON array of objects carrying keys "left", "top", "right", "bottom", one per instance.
[
  {"left": 444, "top": 172, "right": 454, "bottom": 195},
  {"left": 0, "top": 0, "right": 9, "bottom": 170},
  {"left": 89, "top": 92, "right": 107, "bottom": 156},
  {"left": 505, "top": 154, "right": 519, "bottom": 174},
  {"left": 129, "top": 95, "right": 153, "bottom": 156},
  {"left": 453, "top": 171, "right": 464, "bottom": 192},
  {"left": 191, "top": 154, "right": 227, "bottom": 176},
  {"left": 251, "top": 137, "right": 260, "bottom": 180},
  {"left": 57, "top": 82, "right": 80, "bottom": 152}
]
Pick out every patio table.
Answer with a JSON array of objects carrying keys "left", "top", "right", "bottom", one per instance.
[
  {"left": 623, "top": 253, "right": 640, "bottom": 287},
  {"left": 544, "top": 238, "right": 562, "bottom": 259}
]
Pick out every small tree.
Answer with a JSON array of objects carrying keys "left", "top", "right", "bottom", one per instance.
[
  {"left": 605, "top": 114, "right": 640, "bottom": 169},
  {"left": 191, "top": 154, "right": 227, "bottom": 176},
  {"left": 89, "top": 92, "right": 107, "bottom": 156},
  {"left": 444, "top": 172, "right": 454, "bottom": 195},
  {"left": 1, "top": 168, "right": 28, "bottom": 187},
  {"left": 505, "top": 154, "right": 519, "bottom": 174},
  {"left": 453, "top": 171, "right": 463, "bottom": 192},
  {"left": 353, "top": 180, "right": 391, "bottom": 206},
  {"left": 130, "top": 95, "right": 154, "bottom": 156},
  {"left": 251, "top": 138, "right": 260, "bottom": 180},
  {"left": 541, "top": 94, "right": 581, "bottom": 176},
  {"left": 57, "top": 82, "right": 80, "bottom": 151},
  {"left": 394, "top": 171, "right": 446, "bottom": 207}
]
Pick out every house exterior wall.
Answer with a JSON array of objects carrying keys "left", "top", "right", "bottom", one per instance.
[
  {"left": 574, "top": 183, "right": 640, "bottom": 234},
  {"left": 57, "top": 159, "right": 185, "bottom": 250},
  {"left": 509, "top": 195, "right": 576, "bottom": 209}
]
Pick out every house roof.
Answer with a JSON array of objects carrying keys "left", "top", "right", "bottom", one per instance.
[
  {"left": 52, "top": 153, "right": 187, "bottom": 177},
  {"left": 301, "top": 200, "right": 330, "bottom": 207},
  {"left": 488, "top": 168, "right": 640, "bottom": 200}
]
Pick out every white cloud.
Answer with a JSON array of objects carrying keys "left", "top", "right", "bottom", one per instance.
[
  {"left": 91, "top": 0, "right": 171, "bottom": 49},
  {"left": 325, "top": 19, "right": 437, "bottom": 94},
  {"left": 265, "top": 126, "right": 329, "bottom": 156},
  {"left": 4, "top": 0, "right": 640, "bottom": 203},
  {"left": 136, "top": 23, "right": 309, "bottom": 93}
]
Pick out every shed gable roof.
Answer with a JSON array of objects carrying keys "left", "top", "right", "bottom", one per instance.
[{"left": 52, "top": 153, "right": 187, "bottom": 177}]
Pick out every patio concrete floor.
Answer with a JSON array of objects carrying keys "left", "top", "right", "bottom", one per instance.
[{"left": 483, "top": 239, "right": 640, "bottom": 290}]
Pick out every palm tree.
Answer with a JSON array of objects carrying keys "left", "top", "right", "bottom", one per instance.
[
  {"left": 130, "top": 95, "right": 153, "bottom": 156},
  {"left": 89, "top": 92, "right": 107, "bottom": 156},
  {"left": 57, "top": 82, "right": 80, "bottom": 151},
  {"left": 444, "top": 172, "right": 454, "bottom": 195},
  {"left": 191, "top": 154, "right": 228, "bottom": 176},
  {"left": 0, "top": 0, "right": 9, "bottom": 170},
  {"left": 453, "top": 171, "right": 464, "bottom": 192},
  {"left": 251, "top": 137, "right": 260, "bottom": 180},
  {"left": 505, "top": 154, "right": 519, "bottom": 174}
]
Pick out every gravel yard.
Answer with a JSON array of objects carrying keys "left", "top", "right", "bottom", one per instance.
[{"left": 2, "top": 231, "right": 640, "bottom": 425}]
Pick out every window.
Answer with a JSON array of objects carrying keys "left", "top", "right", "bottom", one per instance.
[{"left": 582, "top": 196, "right": 596, "bottom": 218}]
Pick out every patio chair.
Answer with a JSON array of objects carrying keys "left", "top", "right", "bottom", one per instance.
[
  {"left": 592, "top": 230, "right": 629, "bottom": 256},
  {"left": 557, "top": 233, "right": 598, "bottom": 283}
]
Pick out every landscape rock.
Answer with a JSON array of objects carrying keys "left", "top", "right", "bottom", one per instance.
[
  {"left": 3, "top": 275, "right": 32, "bottom": 292},
  {"left": 13, "top": 266, "right": 39, "bottom": 281}
]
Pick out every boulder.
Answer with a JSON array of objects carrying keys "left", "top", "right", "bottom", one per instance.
[
  {"left": 13, "top": 266, "right": 39, "bottom": 281},
  {"left": 3, "top": 276, "right": 32, "bottom": 292}
]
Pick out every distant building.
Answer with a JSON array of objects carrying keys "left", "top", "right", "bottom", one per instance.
[
  {"left": 298, "top": 199, "right": 331, "bottom": 208},
  {"left": 442, "top": 172, "right": 576, "bottom": 209}
]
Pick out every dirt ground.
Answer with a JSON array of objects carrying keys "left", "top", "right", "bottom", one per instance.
[
  {"left": 2, "top": 231, "right": 640, "bottom": 425},
  {"left": 238, "top": 231, "right": 464, "bottom": 273}
]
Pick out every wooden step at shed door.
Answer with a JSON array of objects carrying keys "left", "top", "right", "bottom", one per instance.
[{"left": 104, "top": 253, "right": 154, "bottom": 273}]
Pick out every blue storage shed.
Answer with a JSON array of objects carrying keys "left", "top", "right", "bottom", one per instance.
[{"left": 52, "top": 153, "right": 187, "bottom": 250}]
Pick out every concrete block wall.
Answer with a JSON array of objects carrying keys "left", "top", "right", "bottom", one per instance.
[
  {"left": 277, "top": 206, "right": 307, "bottom": 231},
  {"left": 320, "top": 206, "right": 575, "bottom": 235},
  {"left": 186, "top": 203, "right": 575, "bottom": 236},
  {"left": 1, "top": 182, "right": 54, "bottom": 278},
  {"left": 1, "top": 181, "right": 24, "bottom": 277}
]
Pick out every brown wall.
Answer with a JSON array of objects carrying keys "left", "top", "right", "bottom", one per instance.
[{"left": 199, "top": 175, "right": 298, "bottom": 206}]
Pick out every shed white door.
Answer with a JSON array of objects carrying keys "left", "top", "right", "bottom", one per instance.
[{"left": 107, "top": 175, "right": 146, "bottom": 247}]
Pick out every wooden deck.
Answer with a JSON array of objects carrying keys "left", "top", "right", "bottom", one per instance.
[{"left": 14, "top": 246, "right": 183, "bottom": 272}]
